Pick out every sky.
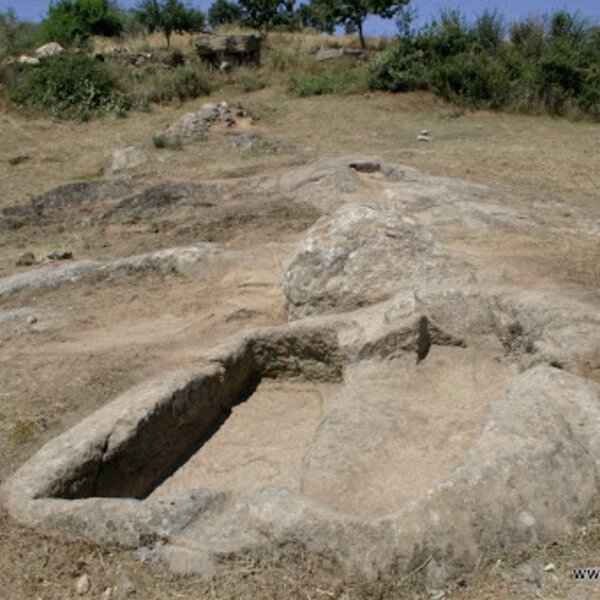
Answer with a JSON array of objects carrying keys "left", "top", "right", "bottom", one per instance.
[{"left": 1, "top": 0, "right": 598, "bottom": 36}]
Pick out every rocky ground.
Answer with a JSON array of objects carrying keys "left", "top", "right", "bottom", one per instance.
[{"left": 1, "top": 90, "right": 600, "bottom": 598}]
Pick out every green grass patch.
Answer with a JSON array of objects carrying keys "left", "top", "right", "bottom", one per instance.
[{"left": 288, "top": 66, "right": 368, "bottom": 97}]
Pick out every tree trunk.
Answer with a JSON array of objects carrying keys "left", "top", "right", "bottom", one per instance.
[{"left": 357, "top": 20, "right": 366, "bottom": 50}]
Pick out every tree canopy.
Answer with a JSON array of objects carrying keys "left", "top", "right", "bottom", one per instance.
[
  {"left": 0, "top": 9, "right": 41, "bottom": 57},
  {"left": 310, "top": 0, "right": 409, "bottom": 48},
  {"left": 296, "top": 3, "right": 335, "bottom": 33},
  {"left": 238, "top": 0, "right": 294, "bottom": 32},
  {"left": 136, "top": 0, "right": 205, "bottom": 47},
  {"left": 208, "top": 0, "right": 242, "bottom": 29},
  {"left": 41, "top": 0, "right": 124, "bottom": 46}
]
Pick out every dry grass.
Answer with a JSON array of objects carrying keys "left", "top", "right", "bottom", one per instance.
[
  {"left": 91, "top": 29, "right": 388, "bottom": 56},
  {"left": 2, "top": 86, "right": 599, "bottom": 213},
  {"left": 92, "top": 31, "right": 198, "bottom": 54},
  {"left": 251, "top": 90, "right": 600, "bottom": 213}
]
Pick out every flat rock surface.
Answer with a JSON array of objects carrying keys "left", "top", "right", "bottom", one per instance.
[
  {"left": 302, "top": 346, "right": 518, "bottom": 517},
  {"left": 152, "top": 379, "right": 341, "bottom": 499}
]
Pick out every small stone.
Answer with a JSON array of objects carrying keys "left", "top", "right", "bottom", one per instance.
[
  {"left": 418, "top": 129, "right": 431, "bottom": 142},
  {"left": 75, "top": 574, "right": 91, "bottom": 595},
  {"left": 28, "top": 315, "right": 38, "bottom": 325},
  {"left": 108, "top": 146, "right": 148, "bottom": 174},
  {"left": 115, "top": 574, "right": 136, "bottom": 597},
  {"left": 8, "top": 155, "right": 29, "bottom": 166},
  {"left": 232, "top": 132, "right": 258, "bottom": 151},
  {"left": 167, "top": 112, "right": 210, "bottom": 139},
  {"left": 47, "top": 250, "right": 73, "bottom": 261},
  {"left": 544, "top": 563, "right": 556, "bottom": 572},
  {"left": 16, "top": 251, "right": 35, "bottom": 266},
  {"left": 101, "top": 587, "right": 113, "bottom": 599}
]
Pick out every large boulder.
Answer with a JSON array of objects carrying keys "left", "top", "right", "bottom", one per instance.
[
  {"left": 314, "top": 47, "right": 361, "bottom": 62},
  {"left": 281, "top": 202, "right": 470, "bottom": 318},
  {"left": 166, "top": 103, "right": 235, "bottom": 140},
  {"left": 385, "top": 365, "right": 600, "bottom": 582},
  {"left": 195, "top": 33, "right": 261, "bottom": 67}
]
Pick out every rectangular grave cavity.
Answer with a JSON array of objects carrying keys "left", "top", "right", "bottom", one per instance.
[{"left": 46, "top": 330, "right": 343, "bottom": 501}]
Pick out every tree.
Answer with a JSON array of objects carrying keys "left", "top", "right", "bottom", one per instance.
[
  {"left": 136, "top": 0, "right": 205, "bottom": 47},
  {"left": 41, "top": 0, "right": 124, "bottom": 46},
  {"left": 296, "top": 3, "right": 334, "bottom": 33},
  {"left": 238, "top": 0, "right": 289, "bottom": 32},
  {"left": 310, "top": 0, "right": 409, "bottom": 49},
  {"left": 208, "top": 0, "right": 242, "bottom": 29},
  {"left": 0, "top": 9, "right": 41, "bottom": 57}
]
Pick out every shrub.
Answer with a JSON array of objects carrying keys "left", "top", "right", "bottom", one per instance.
[
  {"left": 40, "top": 0, "right": 124, "bottom": 46},
  {"left": 371, "top": 9, "right": 600, "bottom": 121},
  {"left": 8, "top": 53, "right": 131, "bottom": 119},
  {"left": 153, "top": 133, "right": 183, "bottom": 148},
  {"left": 135, "top": 65, "right": 211, "bottom": 104},
  {"left": 369, "top": 43, "right": 427, "bottom": 92},
  {"left": 510, "top": 18, "right": 546, "bottom": 57},
  {"left": 429, "top": 52, "right": 511, "bottom": 108},
  {"left": 237, "top": 73, "right": 267, "bottom": 93},
  {"left": 269, "top": 48, "right": 297, "bottom": 72},
  {"left": 416, "top": 10, "right": 474, "bottom": 61},
  {"left": 0, "top": 9, "right": 41, "bottom": 59},
  {"left": 472, "top": 9, "right": 505, "bottom": 53}
]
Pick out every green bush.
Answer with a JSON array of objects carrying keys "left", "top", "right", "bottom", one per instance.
[
  {"left": 369, "top": 45, "right": 427, "bottom": 92},
  {"left": 134, "top": 65, "right": 211, "bottom": 105},
  {"left": 41, "top": 0, "right": 124, "bottom": 46},
  {"left": 8, "top": 53, "right": 131, "bottom": 119},
  {"left": 0, "top": 9, "right": 41, "bottom": 59},
  {"left": 268, "top": 48, "right": 297, "bottom": 72},
  {"left": 236, "top": 73, "right": 267, "bottom": 93},
  {"left": 371, "top": 9, "right": 600, "bottom": 121},
  {"left": 153, "top": 133, "right": 183, "bottom": 148},
  {"left": 289, "top": 73, "right": 336, "bottom": 96},
  {"left": 430, "top": 52, "right": 511, "bottom": 108}
]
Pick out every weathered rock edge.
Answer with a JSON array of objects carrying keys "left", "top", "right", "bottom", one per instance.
[
  {"left": 0, "top": 244, "right": 231, "bottom": 298},
  {"left": 3, "top": 289, "right": 600, "bottom": 584}
]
